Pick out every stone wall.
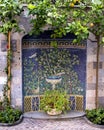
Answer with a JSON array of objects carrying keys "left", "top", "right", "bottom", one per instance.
[
  {"left": 0, "top": 34, "right": 7, "bottom": 101},
  {"left": 0, "top": 32, "right": 24, "bottom": 110},
  {"left": 86, "top": 33, "right": 104, "bottom": 109},
  {"left": 0, "top": 19, "right": 104, "bottom": 110},
  {"left": 11, "top": 33, "right": 23, "bottom": 109}
]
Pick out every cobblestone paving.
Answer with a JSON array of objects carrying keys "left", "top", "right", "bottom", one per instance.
[{"left": 0, "top": 118, "right": 103, "bottom": 130}]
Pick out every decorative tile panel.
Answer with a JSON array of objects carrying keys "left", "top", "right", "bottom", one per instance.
[
  {"left": 69, "top": 96, "right": 76, "bottom": 110},
  {"left": 24, "top": 96, "right": 31, "bottom": 112},
  {"left": 22, "top": 39, "right": 86, "bottom": 49},
  {"left": 76, "top": 96, "right": 83, "bottom": 111},
  {"left": 24, "top": 95, "right": 84, "bottom": 112},
  {"left": 32, "top": 96, "right": 40, "bottom": 111},
  {"left": 22, "top": 32, "right": 86, "bottom": 111}
]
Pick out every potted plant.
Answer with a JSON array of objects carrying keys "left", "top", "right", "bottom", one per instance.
[{"left": 40, "top": 89, "right": 70, "bottom": 115}]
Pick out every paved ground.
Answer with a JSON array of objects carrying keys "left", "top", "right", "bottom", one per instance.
[{"left": 0, "top": 117, "right": 103, "bottom": 130}]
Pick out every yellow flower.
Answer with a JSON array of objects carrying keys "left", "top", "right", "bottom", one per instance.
[{"left": 28, "top": 4, "right": 36, "bottom": 10}]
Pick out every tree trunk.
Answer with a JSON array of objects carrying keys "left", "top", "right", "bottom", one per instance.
[
  {"left": 95, "top": 37, "right": 100, "bottom": 109},
  {"left": 7, "top": 31, "right": 11, "bottom": 103}
]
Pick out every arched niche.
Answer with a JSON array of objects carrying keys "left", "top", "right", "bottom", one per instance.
[{"left": 22, "top": 30, "right": 87, "bottom": 112}]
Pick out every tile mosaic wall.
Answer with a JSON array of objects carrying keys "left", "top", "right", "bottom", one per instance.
[
  {"left": 22, "top": 33, "right": 86, "bottom": 110},
  {"left": 22, "top": 47, "right": 86, "bottom": 96}
]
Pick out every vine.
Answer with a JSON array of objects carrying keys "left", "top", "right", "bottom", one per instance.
[
  {"left": 0, "top": 0, "right": 23, "bottom": 106},
  {"left": 3, "top": 38, "right": 13, "bottom": 107}
]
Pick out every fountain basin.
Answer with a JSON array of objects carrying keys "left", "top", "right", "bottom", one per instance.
[{"left": 46, "top": 76, "right": 62, "bottom": 85}]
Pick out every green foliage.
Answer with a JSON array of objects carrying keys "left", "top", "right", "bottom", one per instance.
[
  {"left": 28, "top": 1, "right": 51, "bottom": 35},
  {"left": 40, "top": 89, "right": 70, "bottom": 113},
  {"left": 27, "top": 0, "right": 104, "bottom": 44},
  {"left": 3, "top": 49, "right": 13, "bottom": 106},
  {"left": 86, "top": 108, "right": 104, "bottom": 125},
  {"left": 0, "top": 107, "right": 22, "bottom": 123},
  {"left": 4, "top": 67, "right": 8, "bottom": 75},
  {"left": 0, "top": 101, "right": 3, "bottom": 111},
  {"left": 2, "top": 84, "right": 10, "bottom": 108},
  {"left": 0, "top": 0, "right": 23, "bottom": 34},
  {"left": 7, "top": 50, "right": 12, "bottom": 61}
]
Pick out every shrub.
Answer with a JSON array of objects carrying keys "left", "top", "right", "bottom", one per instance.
[
  {"left": 0, "top": 101, "right": 3, "bottom": 111},
  {"left": 0, "top": 107, "right": 22, "bottom": 123},
  {"left": 86, "top": 108, "right": 104, "bottom": 125}
]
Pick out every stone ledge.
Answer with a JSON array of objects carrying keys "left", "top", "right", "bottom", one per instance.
[
  {"left": 0, "top": 115, "right": 23, "bottom": 126},
  {"left": 23, "top": 111, "right": 85, "bottom": 120},
  {"left": 84, "top": 116, "right": 104, "bottom": 129}
]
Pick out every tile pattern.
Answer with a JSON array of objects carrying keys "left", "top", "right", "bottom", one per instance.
[
  {"left": 24, "top": 97, "right": 31, "bottom": 112},
  {"left": 24, "top": 95, "right": 84, "bottom": 112},
  {"left": 32, "top": 97, "right": 40, "bottom": 111}
]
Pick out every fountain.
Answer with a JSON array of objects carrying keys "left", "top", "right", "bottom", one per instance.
[{"left": 46, "top": 76, "right": 62, "bottom": 90}]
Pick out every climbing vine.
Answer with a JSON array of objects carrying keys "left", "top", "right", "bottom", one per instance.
[
  {"left": 0, "top": 0, "right": 23, "bottom": 106},
  {"left": 3, "top": 49, "right": 13, "bottom": 107}
]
